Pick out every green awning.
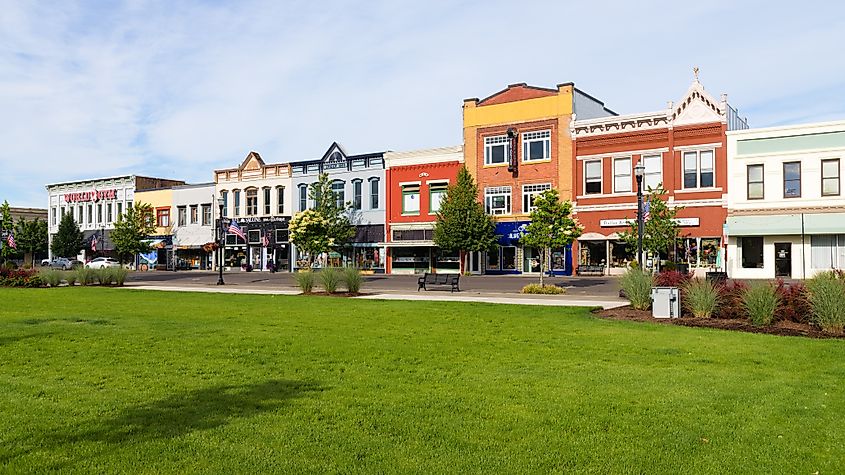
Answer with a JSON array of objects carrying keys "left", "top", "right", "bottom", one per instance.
[
  {"left": 726, "top": 213, "right": 845, "bottom": 236},
  {"left": 804, "top": 213, "right": 845, "bottom": 234}
]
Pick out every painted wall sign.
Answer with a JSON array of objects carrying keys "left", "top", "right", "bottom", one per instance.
[
  {"left": 600, "top": 217, "right": 700, "bottom": 227},
  {"left": 64, "top": 189, "right": 117, "bottom": 203}
]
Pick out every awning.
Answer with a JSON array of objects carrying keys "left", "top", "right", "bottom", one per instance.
[
  {"left": 377, "top": 241, "right": 436, "bottom": 248},
  {"left": 578, "top": 232, "right": 607, "bottom": 241},
  {"left": 804, "top": 212, "right": 845, "bottom": 234},
  {"left": 726, "top": 215, "right": 802, "bottom": 236}
]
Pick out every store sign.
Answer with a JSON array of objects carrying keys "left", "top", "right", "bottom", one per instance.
[
  {"left": 220, "top": 216, "right": 290, "bottom": 226},
  {"left": 600, "top": 217, "right": 700, "bottom": 227},
  {"left": 64, "top": 189, "right": 117, "bottom": 203}
]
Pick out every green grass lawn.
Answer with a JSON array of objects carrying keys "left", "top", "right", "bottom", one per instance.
[{"left": 1, "top": 288, "right": 844, "bottom": 473}]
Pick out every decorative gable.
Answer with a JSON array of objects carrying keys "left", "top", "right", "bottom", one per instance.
[
  {"left": 238, "top": 151, "right": 265, "bottom": 172},
  {"left": 672, "top": 80, "right": 724, "bottom": 127},
  {"left": 320, "top": 142, "right": 349, "bottom": 170}
]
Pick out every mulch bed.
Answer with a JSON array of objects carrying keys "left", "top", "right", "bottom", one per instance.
[
  {"left": 594, "top": 306, "right": 845, "bottom": 339},
  {"left": 300, "top": 291, "right": 373, "bottom": 297}
]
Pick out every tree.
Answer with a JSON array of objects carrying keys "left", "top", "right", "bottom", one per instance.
[
  {"left": 51, "top": 212, "right": 84, "bottom": 258},
  {"left": 111, "top": 203, "right": 156, "bottom": 264},
  {"left": 14, "top": 218, "right": 48, "bottom": 266},
  {"left": 308, "top": 172, "right": 355, "bottom": 252},
  {"left": 433, "top": 167, "right": 497, "bottom": 272},
  {"left": 0, "top": 201, "right": 15, "bottom": 264},
  {"left": 519, "top": 189, "right": 583, "bottom": 286},
  {"left": 289, "top": 209, "right": 334, "bottom": 267},
  {"left": 618, "top": 187, "right": 682, "bottom": 269}
]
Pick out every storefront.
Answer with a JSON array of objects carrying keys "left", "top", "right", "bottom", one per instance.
[
  {"left": 220, "top": 217, "right": 291, "bottom": 271},
  {"left": 486, "top": 221, "right": 573, "bottom": 275}
]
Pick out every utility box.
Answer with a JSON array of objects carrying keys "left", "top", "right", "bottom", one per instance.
[{"left": 651, "top": 287, "right": 680, "bottom": 319}]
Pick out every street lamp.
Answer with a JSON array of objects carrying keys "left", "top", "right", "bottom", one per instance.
[
  {"left": 634, "top": 163, "right": 645, "bottom": 268},
  {"left": 217, "top": 197, "right": 225, "bottom": 285}
]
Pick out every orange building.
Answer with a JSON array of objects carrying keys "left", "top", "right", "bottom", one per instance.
[
  {"left": 462, "top": 83, "right": 615, "bottom": 274},
  {"left": 571, "top": 77, "right": 748, "bottom": 275}
]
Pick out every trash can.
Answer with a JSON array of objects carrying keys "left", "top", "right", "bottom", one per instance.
[{"left": 651, "top": 286, "right": 680, "bottom": 319}]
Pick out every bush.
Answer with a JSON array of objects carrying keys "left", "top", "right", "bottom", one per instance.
[
  {"left": 65, "top": 271, "right": 78, "bottom": 286},
  {"left": 806, "top": 271, "right": 845, "bottom": 333},
  {"left": 0, "top": 268, "right": 44, "bottom": 287},
  {"left": 75, "top": 267, "right": 96, "bottom": 286},
  {"left": 40, "top": 269, "right": 63, "bottom": 287},
  {"left": 521, "top": 283, "right": 566, "bottom": 295},
  {"left": 655, "top": 270, "right": 693, "bottom": 288},
  {"left": 742, "top": 281, "right": 780, "bottom": 326},
  {"left": 715, "top": 281, "right": 748, "bottom": 319},
  {"left": 343, "top": 267, "right": 364, "bottom": 294},
  {"left": 775, "top": 280, "right": 811, "bottom": 324},
  {"left": 320, "top": 267, "right": 341, "bottom": 294},
  {"left": 683, "top": 278, "right": 720, "bottom": 318},
  {"left": 294, "top": 270, "right": 316, "bottom": 294},
  {"left": 619, "top": 268, "right": 654, "bottom": 310},
  {"left": 96, "top": 268, "right": 113, "bottom": 286},
  {"left": 112, "top": 267, "right": 129, "bottom": 286}
]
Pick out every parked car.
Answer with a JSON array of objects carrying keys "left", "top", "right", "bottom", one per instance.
[
  {"left": 48, "top": 258, "right": 73, "bottom": 270},
  {"left": 85, "top": 257, "right": 121, "bottom": 269},
  {"left": 40, "top": 258, "right": 51, "bottom": 267}
]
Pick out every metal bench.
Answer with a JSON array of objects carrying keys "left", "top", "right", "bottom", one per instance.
[
  {"left": 417, "top": 272, "right": 460, "bottom": 292},
  {"left": 575, "top": 265, "right": 605, "bottom": 276}
]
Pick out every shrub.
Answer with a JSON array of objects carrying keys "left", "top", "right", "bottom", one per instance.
[
  {"left": 742, "top": 281, "right": 780, "bottom": 326},
  {"left": 112, "top": 267, "right": 129, "bottom": 286},
  {"left": 96, "top": 268, "right": 113, "bottom": 286},
  {"left": 774, "top": 280, "right": 811, "bottom": 324},
  {"left": 65, "top": 271, "right": 78, "bottom": 286},
  {"left": 683, "top": 278, "right": 720, "bottom": 318},
  {"left": 75, "top": 267, "right": 96, "bottom": 286},
  {"left": 806, "top": 271, "right": 845, "bottom": 333},
  {"left": 655, "top": 270, "right": 693, "bottom": 288},
  {"left": 619, "top": 268, "right": 654, "bottom": 310},
  {"left": 343, "top": 267, "right": 364, "bottom": 294},
  {"left": 521, "top": 283, "right": 566, "bottom": 295},
  {"left": 294, "top": 270, "right": 316, "bottom": 294},
  {"left": 319, "top": 267, "right": 341, "bottom": 294},
  {"left": 0, "top": 268, "right": 44, "bottom": 287},
  {"left": 715, "top": 280, "right": 748, "bottom": 319},
  {"left": 40, "top": 269, "right": 63, "bottom": 287}
]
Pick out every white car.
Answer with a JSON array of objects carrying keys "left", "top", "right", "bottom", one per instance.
[{"left": 85, "top": 257, "right": 121, "bottom": 269}]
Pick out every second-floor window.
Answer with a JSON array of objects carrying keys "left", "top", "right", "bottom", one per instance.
[
  {"left": 484, "top": 135, "right": 509, "bottom": 165},
  {"left": 352, "top": 180, "right": 363, "bottom": 210},
  {"left": 682, "top": 150, "right": 715, "bottom": 189},
  {"left": 190, "top": 205, "right": 198, "bottom": 224},
  {"left": 332, "top": 181, "right": 345, "bottom": 208},
  {"left": 522, "top": 130, "right": 551, "bottom": 162},
  {"left": 429, "top": 182, "right": 449, "bottom": 213},
  {"left": 822, "top": 158, "right": 840, "bottom": 196},
  {"left": 747, "top": 164, "right": 764, "bottom": 200},
  {"left": 220, "top": 191, "right": 228, "bottom": 216},
  {"left": 263, "top": 187, "right": 271, "bottom": 215},
  {"left": 370, "top": 178, "right": 380, "bottom": 209},
  {"left": 585, "top": 160, "right": 602, "bottom": 195},
  {"left": 614, "top": 157, "right": 632, "bottom": 193},
  {"left": 402, "top": 184, "right": 420, "bottom": 214},
  {"left": 522, "top": 183, "right": 552, "bottom": 213},
  {"left": 233, "top": 190, "right": 241, "bottom": 216},
  {"left": 277, "top": 187, "right": 285, "bottom": 214},
  {"left": 202, "top": 204, "right": 212, "bottom": 226},
  {"left": 177, "top": 206, "right": 187, "bottom": 226},
  {"left": 246, "top": 189, "right": 258, "bottom": 215},
  {"left": 642, "top": 154, "right": 662, "bottom": 190},
  {"left": 156, "top": 208, "right": 170, "bottom": 227},
  {"left": 107, "top": 203, "right": 113, "bottom": 223},
  {"left": 783, "top": 162, "right": 801, "bottom": 198},
  {"left": 485, "top": 186, "right": 512, "bottom": 215},
  {"left": 299, "top": 185, "right": 308, "bottom": 211}
]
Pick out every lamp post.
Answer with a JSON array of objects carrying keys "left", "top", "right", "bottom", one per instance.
[
  {"left": 217, "top": 197, "right": 225, "bottom": 285},
  {"left": 634, "top": 163, "right": 645, "bottom": 268}
]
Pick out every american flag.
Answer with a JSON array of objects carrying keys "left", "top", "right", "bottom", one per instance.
[
  {"left": 6, "top": 233, "right": 15, "bottom": 249},
  {"left": 227, "top": 219, "right": 246, "bottom": 241},
  {"left": 262, "top": 233, "right": 270, "bottom": 247},
  {"left": 642, "top": 201, "right": 651, "bottom": 222},
  {"left": 91, "top": 235, "right": 97, "bottom": 251}
]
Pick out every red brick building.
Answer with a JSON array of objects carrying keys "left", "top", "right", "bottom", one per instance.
[
  {"left": 571, "top": 77, "right": 748, "bottom": 275},
  {"left": 383, "top": 146, "right": 463, "bottom": 274}
]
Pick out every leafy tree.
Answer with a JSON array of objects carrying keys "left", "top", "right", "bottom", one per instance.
[
  {"left": 289, "top": 209, "right": 333, "bottom": 267},
  {"left": 618, "top": 187, "right": 681, "bottom": 269},
  {"left": 111, "top": 203, "right": 156, "bottom": 264},
  {"left": 0, "top": 201, "right": 15, "bottom": 263},
  {"left": 433, "top": 167, "right": 497, "bottom": 272},
  {"left": 51, "top": 212, "right": 84, "bottom": 258},
  {"left": 14, "top": 218, "right": 48, "bottom": 266},
  {"left": 308, "top": 173, "right": 355, "bottom": 251},
  {"left": 519, "top": 189, "right": 583, "bottom": 286}
]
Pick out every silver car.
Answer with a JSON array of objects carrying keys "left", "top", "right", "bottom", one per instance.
[{"left": 48, "top": 258, "right": 74, "bottom": 270}]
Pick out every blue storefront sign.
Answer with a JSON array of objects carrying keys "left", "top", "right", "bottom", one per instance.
[
  {"left": 490, "top": 221, "right": 573, "bottom": 276},
  {"left": 495, "top": 221, "right": 529, "bottom": 246}
]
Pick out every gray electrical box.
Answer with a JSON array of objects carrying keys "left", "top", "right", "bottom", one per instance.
[{"left": 651, "top": 287, "right": 680, "bottom": 319}]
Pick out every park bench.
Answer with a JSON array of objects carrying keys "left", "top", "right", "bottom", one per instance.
[
  {"left": 576, "top": 265, "right": 605, "bottom": 276},
  {"left": 417, "top": 272, "right": 460, "bottom": 292}
]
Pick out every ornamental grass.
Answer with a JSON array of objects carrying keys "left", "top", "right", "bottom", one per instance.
[
  {"left": 806, "top": 271, "right": 845, "bottom": 334},
  {"left": 742, "top": 281, "right": 780, "bottom": 326},
  {"left": 682, "top": 278, "right": 720, "bottom": 318},
  {"left": 619, "top": 267, "right": 654, "bottom": 310}
]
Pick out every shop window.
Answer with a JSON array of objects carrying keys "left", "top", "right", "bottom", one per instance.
[
  {"left": 233, "top": 190, "right": 241, "bottom": 216},
  {"left": 435, "top": 249, "right": 460, "bottom": 272},
  {"left": 276, "top": 186, "right": 285, "bottom": 214},
  {"left": 783, "top": 162, "right": 801, "bottom": 198},
  {"left": 156, "top": 208, "right": 170, "bottom": 227},
  {"left": 429, "top": 182, "right": 448, "bottom": 213},
  {"left": 392, "top": 229, "right": 433, "bottom": 241},
  {"left": 177, "top": 206, "right": 187, "bottom": 226},
  {"left": 352, "top": 179, "right": 363, "bottom": 210},
  {"left": 225, "top": 233, "right": 238, "bottom": 245},
  {"left": 248, "top": 229, "right": 260, "bottom": 244},
  {"left": 275, "top": 229, "right": 289, "bottom": 243},
  {"left": 811, "top": 235, "right": 845, "bottom": 269},
  {"left": 354, "top": 247, "right": 382, "bottom": 270},
  {"left": 522, "top": 183, "right": 551, "bottom": 213},
  {"left": 584, "top": 160, "right": 602, "bottom": 194},
  {"left": 683, "top": 150, "right": 715, "bottom": 189},
  {"left": 485, "top": 186, "right": 511, "bottom": 215},
  {"left": 298, "top": 184, "right": 308, "bottom": 211},
  {"left": 613, "top": 157, "right": 632, "bottom": 193},
  {"left": 700, "top": 238, "right": 721, "bottom": 267},
  {"left": 487, "top": 249, "right": 500, "bottom": 270},
  {"left": 190, "top": 205, "right": 198, "bottom": 224},
  {"left": 484, "top": 135, "right": 509, "bottom": 165},
  {"left": 369, "top": 178, "right": 380, "bottom": 209},
  {"left": 579, "top": 241, "right": 605, "bottom": 266},
  {"left": 523, "top": 247, "right": 542, "bottom": 273},
  {"left": 202, "top": 204, "right": 212, "bottom": 226},
  {"left": 522, "top": 130, "right": 551, "bottom": 162},
  {"left": 402, "top": 184, "right": 420, "bottom": 215},
  {"left": 642, "top": 154, "right": 662, "bottom": 190},
  {"left": 263, "top": 187, "right": 271, "bottom": 215},
  {"left": 501, "top": 246, "right": 517, "bottom": 270},
  {"left": 747, "top": 164, "right": 764, "bottom": 199},
  {"left": 220, "top": 191, "right": 228, "bottom": 216},
  {"left": 246, "top": 189, "right": 258, "bottom": 215},
  {"left": 741, "top": 236, "right": 764, "bottom": 269},
  {"left": 822, "top": 159, "right": 840, "bottom": 196}
]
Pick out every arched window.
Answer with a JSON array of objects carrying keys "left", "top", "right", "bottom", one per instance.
[
  {"left": 232, "top": 189, "right": 241, "bottom": 216},
  {"left": 245, "top": 188, "right": 258, "bottom": 216},
  {"left": 331, "top": 180, "right": 345, "bottom": 208},
  {"left": 262, "top": 187, "right": 271, "bottom": 215},
  {"left": 368, "top": 177, "right": 380, "bottom": 209},
  {"left": 276, "top": 186, "right": 285, "bottom": 214},
  {"left": 351, "top": 179, "right": 363, "bottom": 210}
]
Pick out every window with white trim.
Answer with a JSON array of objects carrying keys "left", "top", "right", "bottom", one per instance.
[
  {"left": 429, "top": 182, "right": 448, "bottom": 213},
  {"left": 177, "top": 206, "right": 187, "bottom": 226},
  {"left": 402, "top": 184, "right": 420, "bottom": 214},
  {"left": 352, "top": 179, "right": 363, "bottom": 210},
  {"left": 202, "top": 204, "right": 211, "bottom": 226},
  {"left": 298, "top": 185, "right": 308, "bottom": 211},
  {"left": 276, "top": 186, "right": 285, "bottom": 214},
  {"left": 220, "top": 191, "right": 228, "bottom": 216},
  {"left": 233, "top": 189, "right": 241, "bottom": 216},
  {"left": 248, "top": 229, "right": 260, "bottom": 244},
  {"left": 369, "top": 178, "right": 380, "bottom": 209},
  {"left": 822, "top": 159, "right": 840, "bottom": 196},
  {"left": 584, "top": 160, "right": 602, "bottom": 195},
  {"left": 484, "top": 135, "right": 510, "bottom": 165},
  {"left": 682, "top": 149, "right": 715, "bottom": 189},
  {"left": 522, "top": 130, "right": 551, "bottom": 162},
  {"left": 485, "top": 186, "right": 512, "bottom": 215},
  {"left": 747, "top": 164, "right": 764, "bottom": 200},
  {"left": 263, "top": 187, "right": 271, "bottom": 215},
  {"left": 522, "top": 183, "right": 551, "bottom": 213},
  {"left": 190, "top": 205, "right": 198, "bottom": 224},
  {"left": 613, "top": 157, "right": 632, "bottom": 193},
  {"left": 331, "top": 181, "right": 345, "bottom": 208},
  {"left": 246, "top": 188, "right": 258, "bottom": 216},
  {"left": 642, "top": 154, "right": 662, "bottom": 190}
]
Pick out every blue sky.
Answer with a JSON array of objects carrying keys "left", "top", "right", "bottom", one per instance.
[{"left": 2, "top": 0, "right": 844, "bottom": 207}]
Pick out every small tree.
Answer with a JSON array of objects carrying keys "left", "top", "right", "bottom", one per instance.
[
  {"left": 111, "top": 203, "right": 156, "bottom": 264},
  {"left": 619, "top": 187, "right": 681, "bottom": 269},
  {"left": 433, "top": 167, "right": 497, "bottom": 272},
  {"left": 14, "top": 218, "right": 48, "bottom": 266},
  {"left": 519, "top": 189, "right": 583, "bottom": 286},
  {"left": 0, "top": 201, "right": 15, "bottom": 263},
  {"left": 309, "top": 173, "right": 355, "bottom": 254},
  {"left": 289, "top": 209, "right": 333, "bottom": 268},
  {"left": 51, "top": 212, "right": 84, "bottom": 258}
]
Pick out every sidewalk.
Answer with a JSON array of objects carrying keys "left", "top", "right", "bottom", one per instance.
[{"left": 123, "top": 283, "right": 627, "bottom": 309}]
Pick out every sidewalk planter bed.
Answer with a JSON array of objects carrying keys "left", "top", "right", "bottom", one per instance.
[{"left": 521, "top": 283, "right": 566, "bottom": 295}]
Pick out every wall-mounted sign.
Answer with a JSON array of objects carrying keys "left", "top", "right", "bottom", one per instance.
[
  {"left": 64, "top": 189, "right": 117, "bottom": 203},
  {"left": 600, "top": 217, "right": 700, "bottom": 227},
  {"left": 418, "top": 172, "right": 430, "bottom": 177}
]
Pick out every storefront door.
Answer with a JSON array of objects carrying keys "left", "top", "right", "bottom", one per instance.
[
  {"left": 523, "top": 247, "right": 541, "bottom": 273},
  {"left": 469, "top": 251, "right": 481, "bottom": 274},
  {"left": 775, "top": 243, "right": 791, "bottom": 278}
]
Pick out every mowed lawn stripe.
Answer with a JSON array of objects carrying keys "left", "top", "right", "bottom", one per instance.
[{"left": 0, "top": 287, "right": 843, "bottom": 473}]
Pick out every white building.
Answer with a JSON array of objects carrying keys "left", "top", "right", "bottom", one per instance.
[
  {"left": 171, "top": 183, "right": 217, "bottom": 270},
  {"left": 726, "top": 120, "right": 845, "bottom": 279}
]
